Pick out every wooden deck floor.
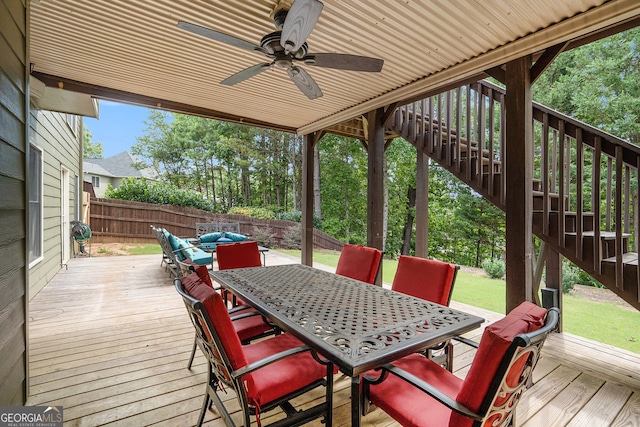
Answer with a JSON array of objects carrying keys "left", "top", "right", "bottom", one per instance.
[{"left": 26, "top": 253, "right": 640, "bottom": 426}]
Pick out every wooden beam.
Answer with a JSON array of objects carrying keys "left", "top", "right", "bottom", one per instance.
[
  {"left": 301, "top": 132, "right": 321, "bottom": 266},
  {"left": 505, "top": 55, "right": 534, "bottom": 312},
  {"left": 31, "top": 72, "right": 298, "bottom": 134},
  {"left": 414, "top": 147, "right": 429, "bottom": 258},
  {"left": 381, "top": 102, "right": 399, "bottom": 128},
  {"left": 565, "top": 16, "right": 640, "bottom": 52},
  {"left": 484, "top": 66, "right": 506, "bottom": 85},
  {"left": 367, "top": 108, "right": 385, "bottom": 286},
  {"left": 530, "top": 42, "right": 569, "bottom": 84}
]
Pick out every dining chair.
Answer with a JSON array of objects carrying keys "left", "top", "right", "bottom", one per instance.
[
  {"left": 335, "top": 243, "right": 383, "bottom": 284},
  {"left": 362, "top": 302, "right": 559, "bottom": 427},
  {"left": 178, "top": 263, "right": 277, "bottom": 370},
  {"left": 391, "top": 255, "right": 459, "bottom": 370},
  {"left": 216, "top": 241, "right": 263, "bottom": 305},
  {"left": 175, "top": 274, "right": 334, "bottom": 427}
]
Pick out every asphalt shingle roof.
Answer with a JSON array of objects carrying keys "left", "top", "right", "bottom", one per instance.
[{"left": 84, "top": 151, "right": 157, "bottom": 180}]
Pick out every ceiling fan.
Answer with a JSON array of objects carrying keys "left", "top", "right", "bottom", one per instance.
[{"left": 177, "top": 0, "right": 384, "bottom": 100}]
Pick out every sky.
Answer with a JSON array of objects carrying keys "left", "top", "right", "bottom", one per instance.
[{"left": 84, "top": 101, "right": 151, "bottom": 158}]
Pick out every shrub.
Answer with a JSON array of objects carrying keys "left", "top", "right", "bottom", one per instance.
[
  {"left": 228, "top": 206, "right": 276, "bottom": 219},
  {"left": 105, "top": 178, "right": 215, "bottom": 211},
  {"left": 482, "top": 258, "right": 505, "bottom": 279},
  {"left": 251, "top": 226, "right": 275, "bottom": 248},
  {"left": 577, "top": 269, "right": 605, "bottom": 288},
  {"left": 562, "top": 262, "right": 580, "bottom": 293},
  {"left": 277, "top": 210, "right": 323, "bottom": 230},
  {"left": 282, "top": 224, "right": 302, "bottom": 249}
]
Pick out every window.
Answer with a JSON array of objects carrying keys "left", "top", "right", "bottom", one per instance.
[
  {"left": 66, "top": 114, "right": 78, "bottom": 136},
  {"left": 92, "top": 175, "right": 100, "bottom": 188},
  {"left": 29, "top": 144, "right": 43, "bottom": 265}
]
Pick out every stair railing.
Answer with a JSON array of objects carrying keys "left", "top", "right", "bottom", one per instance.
[{"left": 389, "top": 79, "right": 640, "bottom": 300}]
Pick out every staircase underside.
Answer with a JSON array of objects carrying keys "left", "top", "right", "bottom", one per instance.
[{"left": 385, "top": 81, "right": 640, "bottom": 311}]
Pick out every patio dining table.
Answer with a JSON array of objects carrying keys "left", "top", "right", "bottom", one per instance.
[{"left": 211, "top": 263, "right": 484, "bottom": 427}]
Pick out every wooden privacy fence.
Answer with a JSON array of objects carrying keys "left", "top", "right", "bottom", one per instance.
[{"left": 88, "top": 198, "right": 344, "bottom": 251}]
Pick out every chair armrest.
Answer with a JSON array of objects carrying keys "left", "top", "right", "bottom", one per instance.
[
  {"left": 228, "top": 305, "right": 252, "bottom": 315},
  {"left": 231, "top": 345, "right": 312, "bottom": 378},
  {"left": 453, "top": 335, "right": 479, "bottom": 349},
  {"left": 381, "top": 363, "right": 484, "bottom": 421},
  {"left": 229, "top": 310, "right": 262, "bottom": 321}
]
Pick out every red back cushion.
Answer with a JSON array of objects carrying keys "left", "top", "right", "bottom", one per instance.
[
  {"left": 183, "top": 259, "right": 213, "bottom": 287},
  {"left": 335, "top": 244, "right": 382, "bottom": 284},
  {"left": 182, "top": 272, "right": 248, "bottom": 370},
  {"left": 216, "top": 241, "right": 262, "bottom": 270},
  {"left": 452, "top": 301, "right": 547, "bottom": 426},
  {"left": 392, "top": 256, "right": 456, "bottom": 306}
]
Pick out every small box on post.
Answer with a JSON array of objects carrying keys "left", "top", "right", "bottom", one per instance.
[{"left": 541, "top": 287, "right": 558, "bottom": 309}]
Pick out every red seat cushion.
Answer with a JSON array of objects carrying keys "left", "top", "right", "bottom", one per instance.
[
  {"left": 452, "top": 301, "right": 547, "bottom": 426},
  {"left": 183, "top": 273, "right": 331, "bottom": 411},
  {"left": 392, "top": 256, "right": 455, "bottom": 306},
  {"left": 335, "top": 244, "right": 382, "bottom": 284},
  {"left": 367, "top": 354, "right": 462, "bottom": 427},
  {"left": 243, "top": 333, "right": 331, "bottom": 408},
  {"left": 233, "top": 313, "right": 274, "bottom": 343},
  {"left": 367, "top": 301, "right": 547, "bottom": 427}
]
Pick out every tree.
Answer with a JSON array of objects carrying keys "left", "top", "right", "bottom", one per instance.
[
  {"left": 132, "top": 110, "right": 190, "bottom": 186},
  {"left": 83, "top": 127, "right": 103, "bottom": 158},
  {"left": 451, "top": 190, "right": 505, "bottom": 267},
  {"left": 318, "top": 134, "right": 368, "bottom": 244},
  {"left": 533, "top": 27, "right": 640, "bottom": 144}
]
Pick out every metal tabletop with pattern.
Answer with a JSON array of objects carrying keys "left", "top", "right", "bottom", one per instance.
[{"left": 211, "top": 263, "right": 484, "bottom": 426}]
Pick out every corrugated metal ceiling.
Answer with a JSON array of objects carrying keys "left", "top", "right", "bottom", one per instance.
[{"left": 30, "top": 0, "right": 639, "bottom": 134}]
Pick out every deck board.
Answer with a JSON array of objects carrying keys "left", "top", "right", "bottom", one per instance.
[{"left": 26, "top": 253, "right": 640, "bottom": 426}]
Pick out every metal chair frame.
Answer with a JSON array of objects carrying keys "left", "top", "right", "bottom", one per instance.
[
  {"left": 176, "top": 260, "right": 278, "bottom": 370},
  {"left": 175, "top": 277, "right": 333, "bottom": 427},
  {"left": 363, "top": 308, "right": 560, "bottom": 427}
]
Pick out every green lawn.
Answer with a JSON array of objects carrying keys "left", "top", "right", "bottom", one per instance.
[
  {"left": 126, "top": 244, "right": 163, "bottom": 255},
  {"left": 280, "top": 249, "right": 640, "bottom": 353}
]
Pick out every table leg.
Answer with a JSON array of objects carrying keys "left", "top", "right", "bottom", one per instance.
[{"left": 351, "top": 375, "right": 361, "bottom": 427}]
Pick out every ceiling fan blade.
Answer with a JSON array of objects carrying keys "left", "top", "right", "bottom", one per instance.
[
  {"left": 281, "top": 0, "right": 324, "bottom": 54},
  {"left": 287, "top": 66, "right": 323, "bottom": 99},
  {"left": 177, "top": 21, "right": 262, "bottom": 53},
  {"left": 304, "top": 53, "right": 384, "bottom": 72},
  {"left": 221, "top": 63, "right": 271, "bottom": 86}
]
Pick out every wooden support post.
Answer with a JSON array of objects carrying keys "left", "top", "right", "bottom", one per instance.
[
  {"left": 505, "top": 55, "right": 534, "bottom": 312},
  {"left": 367, "top": 108, "right": 386, "bottom": 285},
  {"left": 301, "top": 132, "right": 323, "bottom": 266},
  {"left": 415, "top": 146, "right": 429, "bottom": 258}
]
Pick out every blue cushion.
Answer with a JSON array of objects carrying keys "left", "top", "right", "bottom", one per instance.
[
  {"left": 217, "top": 237, "right": 234, "bottom": 243},
  {"left": 167, "top": 233, "right": 181, "bottom": 251},
  {"left": 224, "top": 232, "right": 246, "bottom": 242},
  {"left": 200, "top": 232, "right": 224, "bottom": 243},
  {"left": 199, "top": 242, "right": 217, "bottom": 251},
  {"left": 185, "top": 247, "right": 213, "bottom": 265}
]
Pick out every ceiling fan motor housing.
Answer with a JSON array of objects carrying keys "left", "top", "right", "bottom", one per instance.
[{"left": 261, "top": 31, "right": 308, "bottom": 59}]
